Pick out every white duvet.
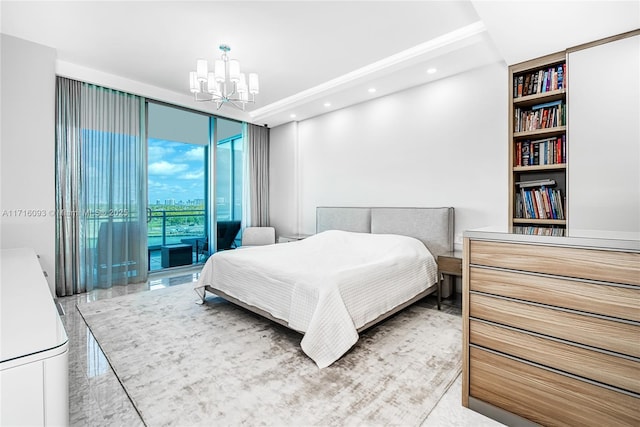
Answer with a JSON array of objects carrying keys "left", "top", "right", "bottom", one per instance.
[{"left": 194, "top": 230, "right": 438, "bottom": 368}]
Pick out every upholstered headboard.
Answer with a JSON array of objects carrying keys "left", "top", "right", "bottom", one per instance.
[{"left": 316, "top": 206, "right": 454, "bottom": 256}]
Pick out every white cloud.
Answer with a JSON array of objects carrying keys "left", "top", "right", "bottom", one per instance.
[
  {"left": 182, "top": 170, "right": 204, "bottom": 180},
  {"left": 148, "top": 145, "right": 176, "bottom": 163},
  {"left": 148, "top": 161, "right": 188, "bottom": 175},
  {"left": 183, "top": 146, "right": 205, "bottom": 161}
]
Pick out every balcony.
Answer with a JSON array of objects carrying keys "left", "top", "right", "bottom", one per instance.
[{"left": 148, "top": 208, "right": 206, "bottom": 272}]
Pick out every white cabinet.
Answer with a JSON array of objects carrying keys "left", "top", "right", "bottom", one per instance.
[
  {"left": 1, "top": 248, "right": 69, "bottom": 426},
  {"left": 567, "top": 33, "right": 640, "bottom": 237}
]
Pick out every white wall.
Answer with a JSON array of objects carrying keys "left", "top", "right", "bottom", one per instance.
[
  {"left": 270, "top": 61, "right": 509, "bottom": 247},
  {"left": 269, "top": 122, "right": 299, "bottom": 236},
  {"left": 1, "top": 35, "right": 57, "bottom": 293}
]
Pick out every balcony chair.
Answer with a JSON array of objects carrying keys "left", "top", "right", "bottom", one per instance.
[
  {"left": 217, "top": 221, "right": 241, "bottom": 251},
  {"left": 196, "top": 221, "right": 242, "bottom": 260}
]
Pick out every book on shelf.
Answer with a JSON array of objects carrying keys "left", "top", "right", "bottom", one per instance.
[
  {"left": 513, "top": 62, "right": 566, "bottom": 98},
  {"left": 557, "top": 64, "right": 564, "bottom": 90},
  {"left": 536, "top": 69, "right": 544, "bottom": 94},
  {"left": 524, "top": 73, "right": 532, "bottom": 96},
  {"left": 515, "top": 186, "right": 564, "bottom": 220},
  {"left": 514, "top": 102, "right": 565, "bottom": 132},
  {"left": 516, "top": 75, "right": 523, "bottom": 97},
  {"left": 513, "top": 225, "right": 565, "bottom": 236},
  {"left": 516, "top": 178, "right": 556, "bottom": 188},
  {"left": 515, "top": 136, "right": 565, "bottom": 167},
  {"left": 531, "top": 100, "right": 562, "bottom": 110},
  {"left": 520, "top": 142, "right": 530, "bottom": 166},
  {"left": 541, "top": 109, "right": 549, "bottom": 129}
]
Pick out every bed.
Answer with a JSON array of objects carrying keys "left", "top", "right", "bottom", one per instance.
[{"left": 194, "top": 207, "right": 454, "bottom": 368}]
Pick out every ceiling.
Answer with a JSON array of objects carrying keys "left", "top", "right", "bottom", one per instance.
[{"left": 2, "top": 1, "right": 638, "bottom": 127}]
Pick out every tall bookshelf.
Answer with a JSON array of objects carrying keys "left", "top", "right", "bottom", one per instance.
[{"left": 509, "top": 51, "right": 567, "bottom": 236}]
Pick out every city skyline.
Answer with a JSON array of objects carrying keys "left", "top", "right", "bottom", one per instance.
[{"left": 154, "top": 198, "right": 204, "bottom": 207}]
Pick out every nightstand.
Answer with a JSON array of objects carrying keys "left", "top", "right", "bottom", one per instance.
[{"left": 436, "top": 250, "right": 462, "bottom": 310}]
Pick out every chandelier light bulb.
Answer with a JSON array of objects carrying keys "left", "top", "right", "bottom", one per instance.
[
  {"left": 238, "top": 73, "right": 248, "bottom": 94},
  {"left": 214, "top": 60, "right": 225, "bottom": 82},
  {"left": 249, "top": 73, "right": 259, "bottom": 94},
  {"left": 207, "top": 73, "right": 216, "bottom": 94},
  {"left": 229, "top": 60, "right": 241, "bottom": 83},
  {"left": 189, "top": 72, "right": 199, "bottom": 93},
  {"left": 196, "top": 59, "right": 208, "bottom": 82}
]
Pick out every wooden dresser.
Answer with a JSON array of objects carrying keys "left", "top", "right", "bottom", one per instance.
[{"left": 462, "top": 230, "right": 640, "bottom": 426}]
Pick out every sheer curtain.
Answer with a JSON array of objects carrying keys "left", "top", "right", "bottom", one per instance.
[
  {"left": 55, "top": 77, "right": 147, "bottom": 296},
  {"left": 242, "top": 123, "right": 270, "bottom": 227}
]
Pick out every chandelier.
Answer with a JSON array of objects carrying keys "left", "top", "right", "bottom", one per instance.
[{"left": 189, "top": 44, "right": 259, "bottom": 110}]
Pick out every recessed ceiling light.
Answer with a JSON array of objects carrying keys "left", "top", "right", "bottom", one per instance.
[
  {"left": 427, "top": 68, "right": 437, "bottom": 74},
  {"left": 324, "top": 102, "right": 331, "bottom": 107},
  {"left": 290, "top": 113, "right": 296, "bottom": 118},
  {"left": 368, "top": 88, "right": 376, "bottom": 93}
]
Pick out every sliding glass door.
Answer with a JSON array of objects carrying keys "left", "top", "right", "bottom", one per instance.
[
  {"left": 146, "top": 102, "right": 209, "bottom": 271},
  {"left": 214, "top": 118, "right": 244, "bottom": 250},
  {"left": 145, "top": 103, "right": 245, "bottom": 270}
]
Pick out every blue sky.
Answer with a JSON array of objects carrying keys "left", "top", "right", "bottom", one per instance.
[{"left": 147, "top": 138, "right": 205, "bottom": 205}]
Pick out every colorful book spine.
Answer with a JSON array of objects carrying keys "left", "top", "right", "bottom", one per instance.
[
  {"left": 513, "top": 62, "right": 565, "bottom": 99},
  {"left": 515, "top": 187, "right": 564, "bottom": 220},
  {"left": 557, "top": 64, "right": 564, "bottom": 90}
]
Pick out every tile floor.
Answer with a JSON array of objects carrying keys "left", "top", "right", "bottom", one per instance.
[
  {"left": 58, "top": 268, "right": 502, "bottom": 426},
  {"left": 58, "top": 265, "right": 202, "bottom": 426}
]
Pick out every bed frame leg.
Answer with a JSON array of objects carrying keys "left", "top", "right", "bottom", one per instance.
[
  {"left": 194, "top": 288, "right": 206, "bottom": 305},
  {"left": 437, "top": 274, "right": 442, "bottom": 310}
]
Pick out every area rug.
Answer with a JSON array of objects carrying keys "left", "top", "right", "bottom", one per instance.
[{"left": 77, "top": 283, "right": 462, "bottom": 426}]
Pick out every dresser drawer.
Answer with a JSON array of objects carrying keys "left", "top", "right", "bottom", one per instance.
[
  {"left": 470, "top": 293, "right": 640, "bottom": 358},
  {"left": 469, "top": 240, "right": 640, "bottom": 286},
  {"left": 470, "top": 319, "right": 640, "bottom": 394},
  {"left": 470, "top": 266, "right": 640, "bottom": 322},
  {"left": 470, "top": 347, "right": 640, "bottom": 427}
]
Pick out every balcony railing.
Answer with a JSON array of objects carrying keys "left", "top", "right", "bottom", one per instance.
[{"left": 147, "top": 208, "right": 206, "bottom": 249}]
